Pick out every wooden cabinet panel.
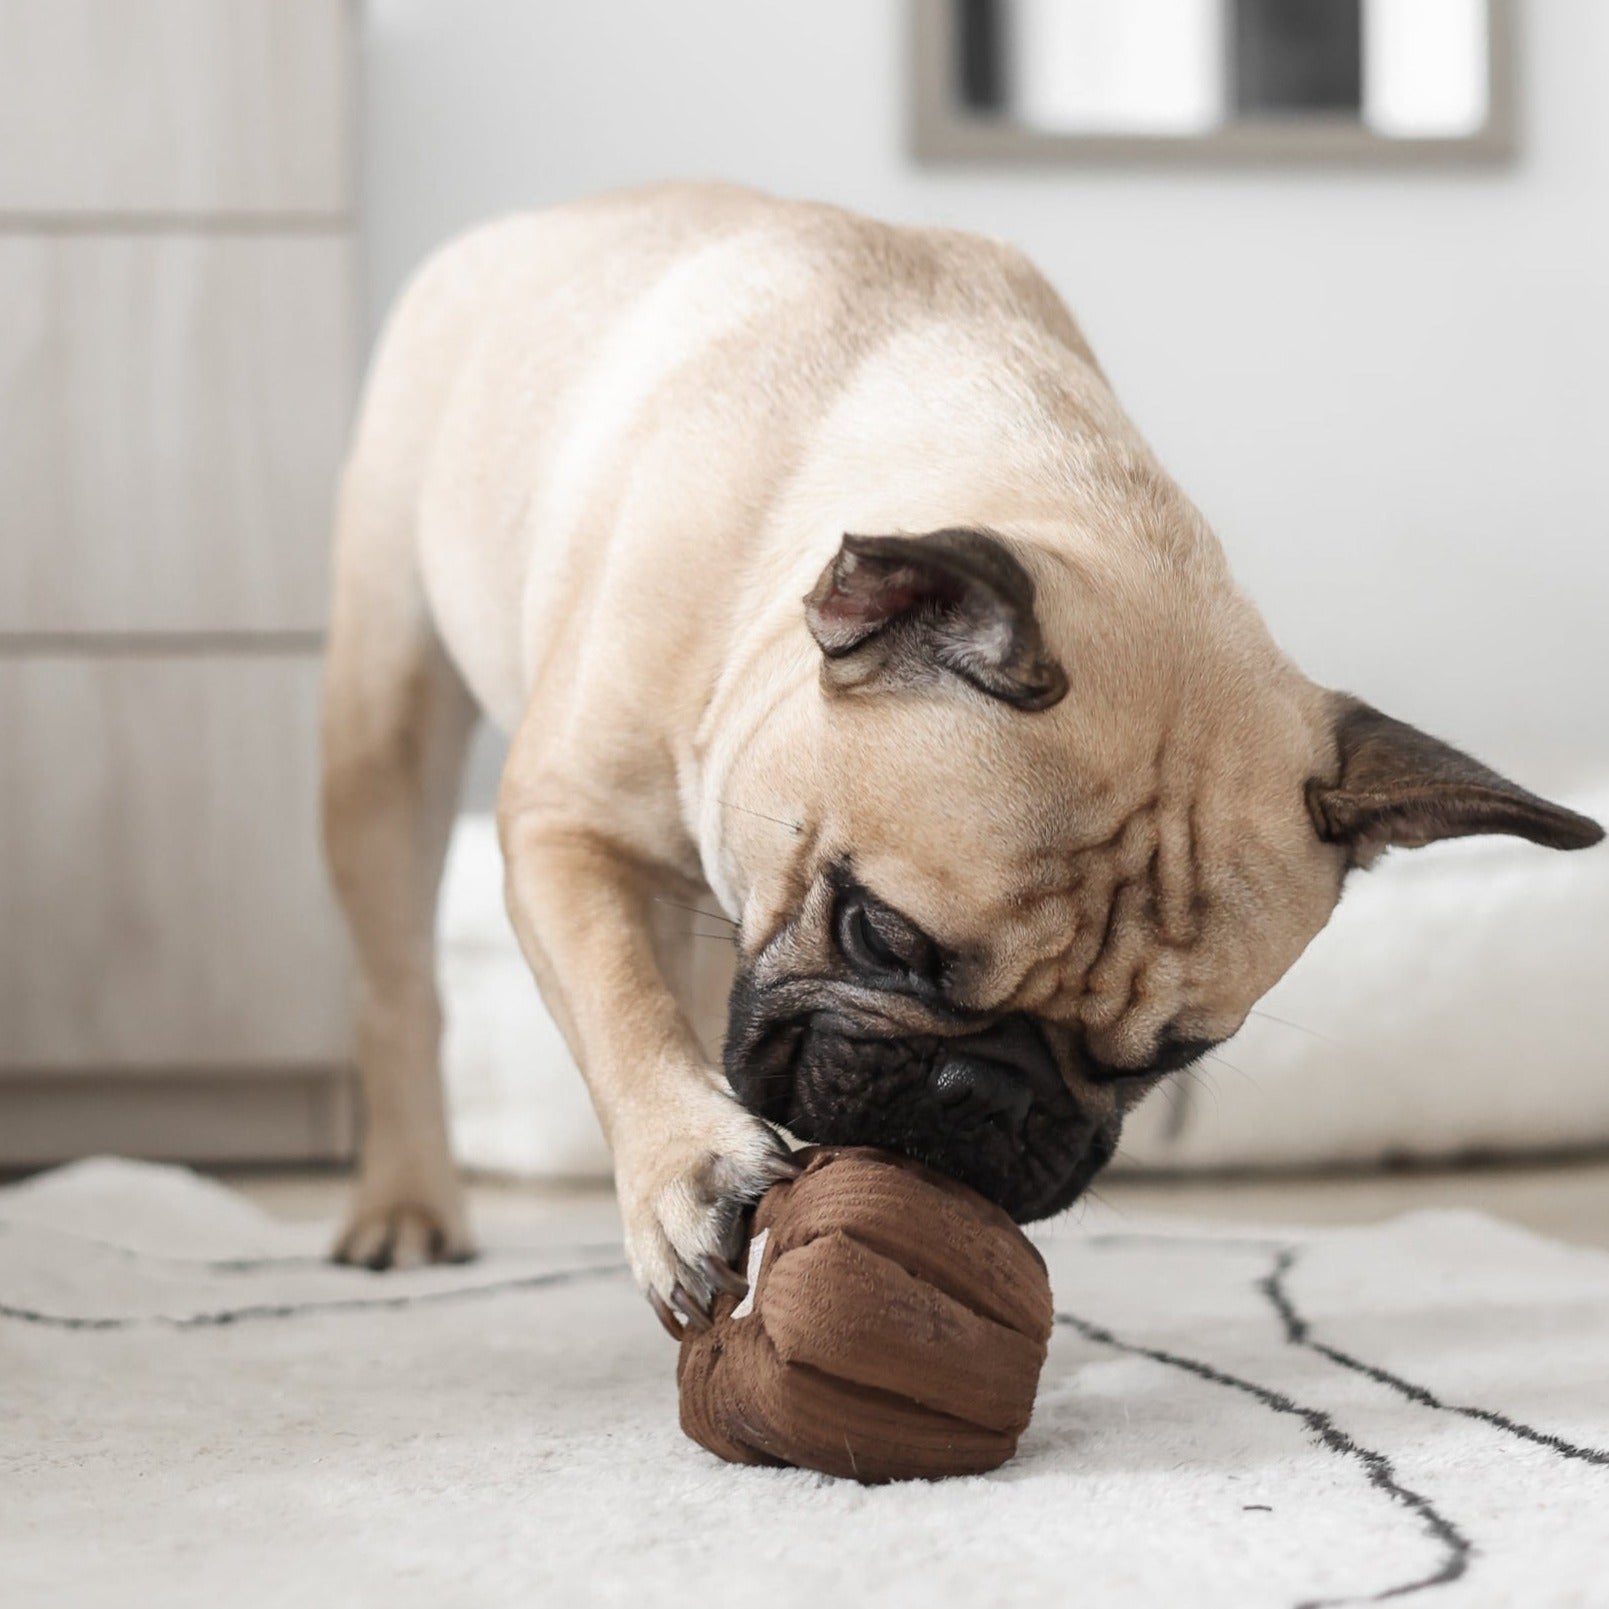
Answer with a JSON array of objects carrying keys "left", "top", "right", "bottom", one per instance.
[
  {"left": 0, "top": 1066, "right": 354, "bottom": 1167},
  {"left": 0, "top": 235, "right": 350, "bottom": 635},
  {"left": 0, "top": 0, "right": 352, "bottom": 216},
  {"left": 0, "top": 653, "right": 350, "bottom": 1069}
]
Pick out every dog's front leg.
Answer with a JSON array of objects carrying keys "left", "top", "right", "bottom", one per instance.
[{"left": 499, "top": 808, "right": 795, "bottom": 1333}]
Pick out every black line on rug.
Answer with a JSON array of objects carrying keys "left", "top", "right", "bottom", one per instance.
[
  {"left": 1075, "top": 1229, "right": 1289, "bottom": 1253},
  {"left": 0, "top": 1217, "right": 331, "bottom": 1272},
  {"left": 0, "top": 1261, "right": 629, "bottom": 1331},
  {"left": 1055, "top": 1307, "right": 1470, "bottom": 1608},
  {"left": 1262, "top": 1246, "right": 1609, "bottom": 1469},
  {"left": 0, "top": 1216, "right": 626, "bottom": 1273}
]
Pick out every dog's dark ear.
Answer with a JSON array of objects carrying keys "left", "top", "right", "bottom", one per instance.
[
  {"left": 804, "top": 529, "right": 1068, "bottom": 710},
  {"left": 1308, "top": 697, "right": 1603, "bottom": 867}
]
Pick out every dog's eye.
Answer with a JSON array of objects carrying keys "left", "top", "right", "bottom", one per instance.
[{"left": 836, "top": 896, "right": 934, "bottom": 980}]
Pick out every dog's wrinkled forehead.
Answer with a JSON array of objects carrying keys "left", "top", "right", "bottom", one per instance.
[
  {"left": 742, "top": 641, "right": 1341, "bottom": 1070},
  {"left": 848, "top": 764, "right": 1332, "bottom": 1046},
  {"left": 727, "top": 525, "right": 1601, "bottom": 1090}
]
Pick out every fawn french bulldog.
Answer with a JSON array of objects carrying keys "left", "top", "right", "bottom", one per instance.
[{"left": 322, "top": 184, "right": 1600, "bottom": 1335}]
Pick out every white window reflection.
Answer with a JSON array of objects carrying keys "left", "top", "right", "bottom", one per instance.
[
  {"left": 978, "top": 0, "right": 1492, "bottom": 142},
  {"left": 1364, "top": 0, "right": 1489, "bottom": 138},
  {"left": 1010, "top": 0, "right": 1227, "bottom": 136}
]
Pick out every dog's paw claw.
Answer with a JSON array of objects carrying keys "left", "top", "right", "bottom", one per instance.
[
  {"left": 670, "top": 1283, "right": 713, "bottom": 1333},
  {"left": 700, "top": 1252, "right": 750, "bottom": 1299},
  {"left": 648, "top": 1289, "right": 686, "bottom": 1341}
]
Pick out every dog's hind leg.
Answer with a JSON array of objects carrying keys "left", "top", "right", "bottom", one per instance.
[{"left": 321, "top": 461, "right": 479, "bottom": 1269}]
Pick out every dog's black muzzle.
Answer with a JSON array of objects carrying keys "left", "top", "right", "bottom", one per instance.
[{"left": 724, "top": 1004, "right": 1119, "bottom": 1222}]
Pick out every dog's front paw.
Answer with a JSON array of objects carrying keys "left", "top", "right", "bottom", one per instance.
[
  {"left": 615, "top": 1088, "right": 797, "bottom": 1339},
  {"left": 333, "top": 1162, "right": 475, "bottom": 1270}
]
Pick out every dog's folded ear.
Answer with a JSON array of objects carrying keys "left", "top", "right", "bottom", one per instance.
[
  {"left": 804, "top": 529, "right": 1068, "bottom": 710},
  {"left": 1308, "top": 697, "right": 1604, "bottom": 867}
]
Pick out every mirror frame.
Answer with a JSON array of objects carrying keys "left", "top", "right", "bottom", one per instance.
[{"left": 910, "top": 0, "right": 1516, "bottom": 166}]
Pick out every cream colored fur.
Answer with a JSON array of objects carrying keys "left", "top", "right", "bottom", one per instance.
[{"left": 321, "top": 184, "right": 1593, "bottom": 1320}]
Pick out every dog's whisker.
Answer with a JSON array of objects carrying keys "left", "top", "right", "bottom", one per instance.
[
  {"left": 1169, "top": 1064, "right": 1223, "bottom": 1122},
  {"left": 742, "top": 1071, "right": 797, "bottom": 1093},
  {"left": 1247, "top": 1007, "right": 1442, "bottom": 1093},
  {"left": 680, "top": 927, "right": 741, "bottom": 946},
  {"left": 1202, "top": 1053, "right": 1245, "bottom": 1080},
  {"left": 1158, "top": 1072, "right": 1196, "bottom": 1141},
  {"left": 652, "top": 895, "right": 738, "bottom": 928},
  {"left": 1244, "top": 1006, "right": 1345, "bottom": 1050},
  {"left": 719, "top": 797, "right": 804, "bottom": 836},
  {"left": 1202, "top": 1051, "right": 1262, "bottom": 1097}
]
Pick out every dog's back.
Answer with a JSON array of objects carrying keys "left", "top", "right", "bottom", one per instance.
[
  {"left": 323, "top": 182, "right": 1604, "bottom": 1295},
  {"left": 340, "top": 183, "right": 1117, "bottom": 734}
]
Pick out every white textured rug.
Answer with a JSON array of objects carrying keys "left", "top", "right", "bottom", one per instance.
[{"left": 5, "top": 1161, "right": 1609, "bottom": 1609}]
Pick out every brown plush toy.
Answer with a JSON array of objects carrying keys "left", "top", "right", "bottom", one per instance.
[{"left": 677, "top": 1147, "right": 1054, "bottom": 1483}]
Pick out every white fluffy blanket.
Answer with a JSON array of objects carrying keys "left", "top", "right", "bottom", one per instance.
[
  {"left": 439, "top": 779, "right": 1609, "bottom": 1177},
  {"left": 5, "top": 1159, "right": 1609, "bottom": 1607}
]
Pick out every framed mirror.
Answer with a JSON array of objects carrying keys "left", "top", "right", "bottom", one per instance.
[{"left": 912, "top": 0, "right": 1515, "bottom": 165}]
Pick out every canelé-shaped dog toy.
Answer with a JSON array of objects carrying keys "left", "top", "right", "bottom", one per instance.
[{"left": 677, "top": 1147, "right": 1053, "bottom": 1482}]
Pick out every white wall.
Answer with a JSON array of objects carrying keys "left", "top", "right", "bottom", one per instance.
[{"left": 363, "top": 0, "right": 1609, "bottom": 787}]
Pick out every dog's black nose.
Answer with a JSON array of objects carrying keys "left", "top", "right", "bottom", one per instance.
[{"left": 928, "top": 1055, "right": 1034, "bottom": 1140}]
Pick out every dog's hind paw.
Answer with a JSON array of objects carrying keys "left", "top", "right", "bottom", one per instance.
[{"left": 333, "top": 1192, "right": 475, "bottom": 1271}]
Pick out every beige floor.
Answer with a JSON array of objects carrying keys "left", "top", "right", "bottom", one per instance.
[{"left": 231, "top": 1157, "right": 1609, "bottom": 1253}]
